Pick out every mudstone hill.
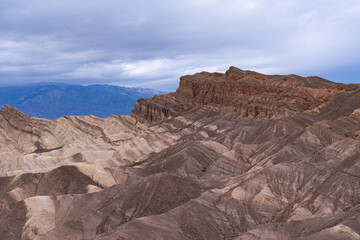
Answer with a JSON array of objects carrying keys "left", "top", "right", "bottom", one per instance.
[{"left": 1, "top": 66, "right": 360, "bottom": 239}]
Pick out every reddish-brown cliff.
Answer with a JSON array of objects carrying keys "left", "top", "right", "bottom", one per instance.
[{"left": 132, "top": 66, "right": 357, "bottom": 122}]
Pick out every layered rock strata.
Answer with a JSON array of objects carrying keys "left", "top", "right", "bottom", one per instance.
[
  {"left": 1, "top": 67, "right": 360, "bottom": 239},
  {"left": 132, "top": 66, "right": 357, "bottom": 122}
]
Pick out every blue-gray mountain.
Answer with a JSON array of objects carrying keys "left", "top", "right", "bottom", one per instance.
[{"left": 0, "top": 83, "right": 164, "bottom": 119}]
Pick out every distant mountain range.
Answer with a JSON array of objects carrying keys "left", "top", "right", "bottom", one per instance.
[{"left": 0, "top": 83, "right": 165, "bottom": 119}]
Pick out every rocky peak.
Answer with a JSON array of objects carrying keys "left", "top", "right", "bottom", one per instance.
[
  {"left": 132, "top": 66, "right": 358, "bottom": 123},
  {"left": 0, "top": 104, "right": 31, "bottom": 128},
  {"left": 0, "top": 104, "right": 29, "bottom": 117}
]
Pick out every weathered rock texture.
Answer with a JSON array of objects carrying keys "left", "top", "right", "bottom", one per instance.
[
  {"left": 132, "top": 66, "right": 357, "bottom": 122},
  {"left": 1, "top": 66, "right": 360, "bottom": 240}
]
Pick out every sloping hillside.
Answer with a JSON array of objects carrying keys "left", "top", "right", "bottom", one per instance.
[{"left": 1, "top": 67, "right": 360, "bottom": 240}]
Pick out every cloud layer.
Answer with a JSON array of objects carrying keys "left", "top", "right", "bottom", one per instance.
[{"left": 0, "top": 0, "right": 359, "bottom": 90}]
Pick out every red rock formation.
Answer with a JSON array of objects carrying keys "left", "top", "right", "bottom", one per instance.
[{"left": 132, "top": 66, "right": 356, "bottom": 122}]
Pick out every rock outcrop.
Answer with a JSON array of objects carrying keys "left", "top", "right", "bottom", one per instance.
[
  {"left": 132, "top": 67, "right": 357, "bottom": 122},
  {"left": 1, "top": 66, "right": 360, "bottom": 240}
]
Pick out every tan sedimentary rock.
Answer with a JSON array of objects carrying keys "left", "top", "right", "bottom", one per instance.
[{"left": 1, "top": 66, "right": 360, "bottom": 239}]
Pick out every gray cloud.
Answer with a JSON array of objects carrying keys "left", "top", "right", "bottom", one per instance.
[{"left": 0, "top": 0, "right": 359, "bottom": 90}]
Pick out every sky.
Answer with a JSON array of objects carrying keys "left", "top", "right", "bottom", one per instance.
[{"left": 0, "top": 0, "right": 360, "bottom": 91}]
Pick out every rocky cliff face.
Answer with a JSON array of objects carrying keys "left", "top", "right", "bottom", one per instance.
[
  {"left": 132, "top": 66, "right": 356, "bottom": 122},
  {"left": 1, "top": 67, "right": 360, "bottom": 240},
  {"left": 131, "top": 98, "right": 178, "bottom": 123}
]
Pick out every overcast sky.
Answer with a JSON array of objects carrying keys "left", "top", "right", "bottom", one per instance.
[{"left": 0, "top": 0, "right": 359, "bottom": 90}]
